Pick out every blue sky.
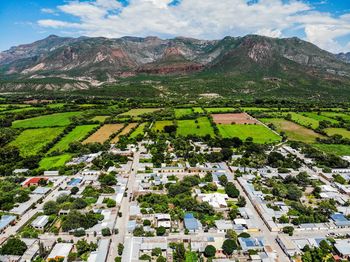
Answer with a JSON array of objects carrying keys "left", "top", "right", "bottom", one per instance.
[{"left": 1, "top": 0, "right": 350, "bottom": 53}]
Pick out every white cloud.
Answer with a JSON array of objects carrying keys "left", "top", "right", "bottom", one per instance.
[
  {"left": 37, "top": 0, "right": 350, "bottom": 52},
  {"left": 41, "top": 8, "right": 56, "bottom": 14}
]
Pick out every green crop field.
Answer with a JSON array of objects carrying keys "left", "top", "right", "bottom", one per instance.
[
  {"left": 49, "top": 125, "right": 98, "bottom": 153},
  {"left": 177, "top": 117, "right": 215, "bottom": 137},
  {"left": 313, "top": 144, "right": 350, "bottom": 156},
  {"left": 260, "top": 118, "right": 324, "bottom": 143},
  {"left": 321, "top": 112, "right": 350, "bottom": 122},
  {"left": 325, "top": 128, "right": 350, "bottom": 139},
  {"left": 192, "top": 107, "right": 204, "bottom": 113},
  {"left": 204, "top": 107, "right": 235, "bottom": 113},
  {"left": 174, "top": 108, "right": 193, "bottom": 118},
  {"left": 302, "top": 112, "right": 339, "bottom": 124},
  {"left": 129, "top": 123, "right": 148, "bottom": 138},
  {"left": 91, "top": 115, "right": 109, "bottom": 122},
  {"left": 39, "top": 154, "right": 72, "bottom": 170},
  {"left": 0, "top": 106, "right": 44, "bottom": 115},
  {"left": 282, "top": 112, "right": 319, "bottom": 129},
  {"left": 242, "top": 107, "right": 279, "bottom": 112},
  {"left": 9, "top": 127, "right": 65, "bottom": 157},
  {"left": 12, "top": 111, "right": 83, "bottom": 128},
  {"left": 217, "top": 124, "right": 281, "bottom": 144},
  {"left": 152, "top": 120, "right": 173, "bottom": 132},
  {"left": 47, "top": 103, "right": 66, "bottom": 109},
  {"left": 120, "top": 108, "right": 161, "bottom": 117}
]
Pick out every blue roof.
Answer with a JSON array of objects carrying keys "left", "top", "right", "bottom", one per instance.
[
  {"left": 331, "top": 213, "right": 349, "bottom": 222},
  {"left": 68, "top": 178, "right": 82, "bottom": 186},
  {"left": 0, "top": 215, "right": 16, "bottom": 231},
  {"left": 184, "top": 213, "right": 199, "bottom": 230},
  {"left": 238, "top": 237, "right": 264, "bottom": 251}
]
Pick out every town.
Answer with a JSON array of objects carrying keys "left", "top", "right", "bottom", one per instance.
[{"left": 0, "top": 101, "right": 350, "bottom": 262}]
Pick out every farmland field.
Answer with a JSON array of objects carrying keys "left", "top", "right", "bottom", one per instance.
[
  {"left": 283, "top": 112, "right": 319, "bottom": 129},
  {"left": 0, "top": 106, "right": 44, "bottom": 115},
  {"left": 260, "top": 118, "right": 324, "bottom": 143},
  {"left": 204, "top": 107, "right": 235, "bottom": 113},
  {"left": 241, "top": 107, "right": 280, "bottom": 112},
  {"left": 120, "top": 108, "right": 161, "bottom": 117},
  {"left": 212, "top": 113, "right": 259, "bottom": 124},
  {"left": 302, "top": 112, "right": 339, "bottom": 125},
  {"left": 324, "top": 128, "right": 350, "bottom": 139},
  {"left": 152, "top": 120, "right": 173, "bottom": 132},
  {"left": 174, "top": 108, "right": 193, "bottom": 118},
  {"left": 177, "top": 117, "right": 215, "bottom": 137},
  {"left": 91, "top": 115, "right": 109, "bottom": 122},
  {"left": 39, "top": 154, "right": 72, "bottom": 170},
  {"left": 111, "top": 123, "right": 138, "bottom": 143},
  {"left": 9, "top": 127, "right": 65, "bottom": 157},
  {"left": 49, "top": 125, "right": 98, "bottom": 152},
  {"left": 129, "top": 123, "right": 148, "bottom": 138},
  {"left": 321, "top": 112, "right": 350, "bottom": 122},
  {"left": 12, "top": 111, "right": 82, "bottom": 128},
  {"left": 83, "top": 124, "right": 124, "bottom": 144},
  {"left": 313, "top": 144, "right": 350, "bottom": 156},
  {"left": 192, "top": 107, "right": 204, "bottom": 114},
  {"left": 217, "top": 124, "right": 281, "bottom": 144}
]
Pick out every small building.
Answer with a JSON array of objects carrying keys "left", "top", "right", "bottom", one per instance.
[
  {"left": 0, "top": 215, "right": 16, "bottom": 232},
  {"left": 334, "top": 239, "right": 350, "bottom": 259},
  {"left": 238, "top": 237, "right": 265, "bottom": 251},
  {"left": 215, "top": 220, "right": 234, "bottom": 233},
  {"left": 276, "top": 235, "right": 299, "bottom": 257},
  {"left": 47, "top": 243, "right": 73, "bottom": 262},
  {"left": 31, "top": 215, "right": 49, "bottom": 230},
  {"left": 184, "top": 213, "right": 202, "bottom": 233},
  {"left": 155, "top": 214, "right": 171, "bottom": 228},
  {"left": 87, "top": 239, "right": 110, "bottom": 262},
  {"left": 13, "top": 169, "right": 29, "bottom": 175},
  {"left": 22, "top": 177, "right": 48, "bottom": 187},
  {"left": 44, "top": 170, "right": 59, "bottom": 176},
  {"left": 330, "top": 213, "right": 350, "bottom": 228},
  {"left": 32, "top": 187, "right": 50, "bottom": 195}
]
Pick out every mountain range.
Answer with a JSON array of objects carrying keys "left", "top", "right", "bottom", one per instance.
[{"left": 0, "top": 34, "right": 350, "bottom": 100}]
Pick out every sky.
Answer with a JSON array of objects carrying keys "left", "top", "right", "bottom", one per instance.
[{"left": 0, "top": 0, "right": 350, "bottom": 53}]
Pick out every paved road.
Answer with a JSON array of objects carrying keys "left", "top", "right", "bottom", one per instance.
[
  {"left": 223, "top": 163, "right": 288, "bottom": 262},
  {"left": 1, "top": 176, "right": 68, "bottom": 243},
  {"left": 107, "top": 150, "right": 139, "bottom": 261}
]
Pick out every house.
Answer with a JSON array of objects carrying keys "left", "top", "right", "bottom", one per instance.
[
  {"left": 13, "top": 169, "right": 29, "bottom": 175},
  {"left": 47, "top": 243, "right": 73, "bottom": 262},
  {"left": 334, "top": 239, "right": 350, "bottom": 259},
  {"left": 215, "top": 220, "right": 234, "bottom": 233},
  {"left": 238, "top": 237, "right": 265, "bottom": 251},
  {"left": 32, "top": 187, "right": 50, "bottom": 195},
  {"left": 31, "top": 215, "right": 49, "bottom": 230},
  {"left": 198, "top": 193, "right": 228, "bottom": 208},
  {"left": 87, "top": 239, "right": 111, "bottom": 262},
  {"left": 276, "top": 235, "right": 299, "bottom": 257},
  {"left": 330, "top": 213, "right": 350, "bottom": 228},
  {"left": 0, "top": 215, "right": 16, "bottom": 232},
  {"left": 22, "top": 177, "right": 48, "bottom": 187},
  {"left": 184, "top": 213, "right": 202, "bottom": 233},
  {"left": 44, "top": 170, "right": 59, "bottom": 176},
  {"left": 155, "top": 214, "right": 171, "bottom": 228}
]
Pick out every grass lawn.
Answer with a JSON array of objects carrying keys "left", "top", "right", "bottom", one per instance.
[
  {"left": 302, "top": 112, "right": 339, "bottom": 125},
  {"left": 204, "top": 107, "right": 235, "bottom": 113},
  {"left": 174, "top": 108, "right": 193, "bottom": 118},
  {"left": 12, "top": 112, "right": 83, "bottom": 128},
  {"left": 260, "top": 118, "right": 324, "bottom": 143},
  {"left": 91, "top": 116, "right": 109, "bottom": 122},
  {"left": 39, "top": 154, "right": 72, "bottom": 170},
  {"left": 313, "top": 144, "right": 350, "bottom": 156},
  {"left": 47, "top": 103, "right": 66, "bottom": 109},
  {"left": 129, "top": 123, "right": 148, "bottom": 138},
  {"left": 120, "top": 108, "right": 161, "bottom": 117},
  {"left": 83, "top": 124, "right": 124, "bottom": 144},
  {"left": 325, "top": 128, "right": 350, "bottom": 139},
  {"left": 217, "top": 124, "right": 281, "bottom": 144},
  {"left": 152, "top": 120, "right": 173, "bottom": 132},
  {"left": 49, "top": 125, "right": 98, "bottom": 153},
  {"left": 176, "top": 117, "right": 215, "bottom": 137},
  {"left": 10, "top": 127, "right": 65, "bottom": 157}
]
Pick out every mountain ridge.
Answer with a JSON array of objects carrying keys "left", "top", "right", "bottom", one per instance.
[{"left": 0, "top": 34, "right": 350, "bottom": 99}]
